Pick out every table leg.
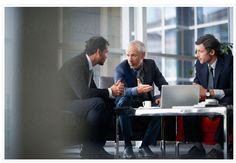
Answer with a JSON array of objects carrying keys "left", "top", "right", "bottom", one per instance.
[
  {"left": 115, "top": 114, "right": 119, "bottom": 159},
  {"left": 223, "top": 111, "right": 227, "bottom": 159},
  {"left": 175, "top": 116, "right": 179, "bottom": 158},
  {"left": 161, "top": 117, "right": 165, "bottom": 158}
]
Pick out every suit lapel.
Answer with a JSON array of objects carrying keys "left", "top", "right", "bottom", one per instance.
[
  {"left": 202, "top": 64, "right": 209, "bottom": 88},
  {"left": 214, "top": 57, "right": 224, "bottom": 88},
  {"left": 81, "top": 54, "right": 90, "bottom": 86},
  {"left": 142, "top": 60, "right": 147, "bottom": 83}
]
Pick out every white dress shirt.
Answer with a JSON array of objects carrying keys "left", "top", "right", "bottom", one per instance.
[
  {"left": 86, "top": 54, "right": 114, "bottom": 98},
  {"left": 208, "top": 58, "right": 225, "bottom": 99}
]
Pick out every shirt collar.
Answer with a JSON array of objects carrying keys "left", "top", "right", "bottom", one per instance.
[
  {"left": 209, "top": 58, "right": 217, "bottom": 69},
  {"left": 134, "top": 62, "right": 144, "bottom": 71},
  {"left": 86, "top": 54, "right": 93, "bottom": 71}
]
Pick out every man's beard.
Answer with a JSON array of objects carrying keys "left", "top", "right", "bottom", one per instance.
[{"left": 98, "top": 61, "right": 105, "bottom": 65}]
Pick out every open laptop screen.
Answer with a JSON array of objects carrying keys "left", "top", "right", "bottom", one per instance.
[{"left": 160, "top": 85, "right": 200, "bottom": 108}]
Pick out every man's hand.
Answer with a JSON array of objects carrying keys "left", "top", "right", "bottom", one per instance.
[
  {"left": 137, "top": 78, "right": 153, "bottom": 94},
  {"left": 110, "top": 80, "right": 125, "bottom": 97},
  {"left": 193, "top": 83, "right": 207, "bottom": 101},
  {"left": 155, "top": 97, "right": 161, "bottom": 106}
]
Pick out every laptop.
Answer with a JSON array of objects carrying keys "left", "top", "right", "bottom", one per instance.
[{"left": 160, "top": 85, "right": 200, "bottom": 108}]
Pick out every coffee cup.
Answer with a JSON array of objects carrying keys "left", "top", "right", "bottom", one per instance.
[
  {"left": 205, "top": 99, "right": 218, "bottom": 105},
  {"left": 142, "top": 101, "right": 152, "bottom": 108}
]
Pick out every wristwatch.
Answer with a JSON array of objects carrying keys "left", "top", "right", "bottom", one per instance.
[{"left": 205, "top": 89, "right": 211, "bottom": 97}]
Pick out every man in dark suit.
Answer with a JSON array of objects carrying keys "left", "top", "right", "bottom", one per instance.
[
  {"left": 59, "top": 36, "right": 124, "bottom": 159},
  {"left": 182, "top": 34, "right": 233, "bottom": 159},
  {"left": 114, "top": 40, "right": 168, "bottom": 158}
]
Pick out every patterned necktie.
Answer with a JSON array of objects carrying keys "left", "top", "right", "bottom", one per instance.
[
  {"left": 136, "top": 66, "right": 151, "bottom": 100},
  {"left": 136, "top": 65, "right": 144, "bottom": 83}
]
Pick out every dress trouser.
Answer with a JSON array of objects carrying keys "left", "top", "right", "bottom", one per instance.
[
  {"left": 183, "top": 116, "right": 203, "bottom": 142},
  {"left": 66, "top": 97, "right": 114, "bottom": 148},
  {"left": 116, "top": 96, "right": 161, "bottom": 147}
]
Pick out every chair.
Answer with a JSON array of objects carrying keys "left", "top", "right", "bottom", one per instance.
[
  {"left": 99, "top": 76, "right": 149, "bottom": 140},
  {"left": 99, "top": 76, "right": 176, "bottom": 142},
  {"left": 175, "top": 106, "right": 233, "bottom": 158},
  {"left": 175, "top": 118, "right": 220, "bottom": 157},
  {"left": 62, "top": 76, "right": 177, "bottom": 158},
  {"left": 99, "top": 76, "right": 155, "bottom": 140},
  {"left": 99, "top": 76, "right": 114, "bottom": 89}
]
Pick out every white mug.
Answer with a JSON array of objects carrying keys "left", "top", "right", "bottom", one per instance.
[
  {"left": 142, "top": 101, "right": 152, "bottom": 108},
  {"left": 205, "top": 99, "right": 218, "bottom": 105}
]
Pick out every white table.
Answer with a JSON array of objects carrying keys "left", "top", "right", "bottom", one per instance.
[{"left": 114, "top": 106, "right": 228, "bottom": 159}]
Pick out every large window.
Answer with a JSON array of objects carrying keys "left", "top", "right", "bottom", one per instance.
[
  {"left": 198, "top": 24, "right": 228, "bottom": 42},
  {"left": 147, "top": 8, "right": 162, "bottom": 28},
  {"left": 147, "top": 31, "right": 162, "bottom": 53},
  {"left": 197, "top": 7, "right": 228, "bottom": 24},
  {"left": 62, "top": 7, "right": 232, "bottom": 86},
  {"left": 126, "top": 7, "right": 232, "bottom": 85}
]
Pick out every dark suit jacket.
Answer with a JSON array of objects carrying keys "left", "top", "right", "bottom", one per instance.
[
  {"left": 114, "top": 59, "right": 168, "bottom": 101},
  {"left": 194, "top": 54, "right": 233, "bottom": 105},
  {"left": 59, "top": 54, "right": 110, "bottom": 101}
]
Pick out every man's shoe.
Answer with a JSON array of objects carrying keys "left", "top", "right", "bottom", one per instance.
[
  {"left": 180, "top": 145, "right": 206, "bottom": 159},
  {"left": 205, "top": 148, "right": 224, "bottom": 159},
  {"left": 80, "top": 146, "right": 113, "bottom": 159},
  {"left": 138, "top": 146, "right": 155, "bottom": 158},
  {"left": 123, "top": 146, "right": 136, "bottom": 159}
]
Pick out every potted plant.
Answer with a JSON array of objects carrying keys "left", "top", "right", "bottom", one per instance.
[{"left": 220, "top": 42, "right": 233, "bottom": 55}]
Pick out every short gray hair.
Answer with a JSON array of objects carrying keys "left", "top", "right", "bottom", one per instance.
[{"left": 128, "top": 40, "right": 146, "bottom": 53}]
